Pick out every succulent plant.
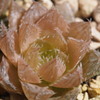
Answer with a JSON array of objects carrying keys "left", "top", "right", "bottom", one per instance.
[{"left": 0, "top": 0, "right": 100, "bottom": 100}]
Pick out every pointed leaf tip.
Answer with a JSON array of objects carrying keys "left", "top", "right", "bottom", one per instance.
[
  {"left": 0, "top": 56, "right": 22, "bottom": 94},
  {"left": 19, "top": 1, "right": 48, "bottom": 53},
  {"left": 18, "top": 57, "right": 41, "bottom": 84},
  {"left": 38, "top": 58, "right": 66, "bottom": 82},
  {"left": 9, "top": 0, "right": 25, "bottom": 29},
  {"left": 52, "top": 64, "right": 83, "bottom": 88},
  {"left": 0, "top": 24, "right": 19, "bottom": 66},
  {"left": 21, "top": 82, "right": 55, "bottom": 100},
  {"left": 82, "top": 50, "right": 100, "bottom": 80}
]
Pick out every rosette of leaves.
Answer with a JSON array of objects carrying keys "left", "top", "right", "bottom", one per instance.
[{"left": 0, "top": 1, "right": 100, "bottom": 100}]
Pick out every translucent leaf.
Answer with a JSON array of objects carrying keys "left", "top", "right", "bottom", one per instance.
[
  {"left": 68, "top": 22, "right": 91, "bottom": 42},
  {"left": 67, "top": 37, "right": 88, "bottom": 69},
  {"left": 24, "top": 39, "right": 68, "bottom": 74},
  {"left": 21, "top": 82, "right": 55, "bottom": 100},
  {"left": 0, "top": 56, "right": 22, "bottom": 94},
  {"left": 36, "top": 9, "right": 69, "bottom": 38},
  {"left": 55, "top": 2, "right": 75, "bottom": 22},
  {"left": 23, "top": 41, "right": 41, "bottom": 71},
  {"left": 82, "top": 50, "right": 100, "bottom": 81},
  {"left": 18, "top": 57, "right": 41, "bottom": 84},
  {"left": 20, "top": 1, "right": 47, "bottom": 24},
  {"left": 51, "top": 64, "right": 83, "bottom": 88},
  {"left": 36, "top": 9, "right": 68, "bottom": 53},
  {"left": 19, "top": 24, "right": 41, "bottom": 54},
  {"left": 0, "top": 23, "right": 19, "bottom": 66},
  {"left": 66, "top": 22, "right": 91, "bottom": 69},
  {"left": 9, "top": 0, "right": 25, "bottom": 29},
  {"left": 38, "top": 58, "right": 66, "bottom": 82},
  {"left": 19, "top": 1, "right": 47, "bottom": 53}
]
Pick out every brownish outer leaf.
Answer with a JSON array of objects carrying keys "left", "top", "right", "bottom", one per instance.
[
  {"left": 66, "top": 22, "right": 91, "bottom": 69},
  {"left": 19, "top": 1, "right": 48, "bottom": 53},
  {"left": 21, "top": 82, "right": 55, "bottom": 100},
  {"left": 51, "top": 64, "right": 83, "bottom": 88},
  {"left": 20, "top": 1, "right": 47, "bottom": 24},
  {"left": 0, "top": 23, "right": 19, "bottom": 66},
  {"left": 0, "top": 0, "right": 11, "bottom": 15},
  {"left": 0, "top": 56, "right": 22, "bottom": 94},
  {"left": 23, "top": 45, "right": 40, "bottom": 71},
  {"left": 82, "top": 50, "right": 100, "bottom": 81},
  {"left": 38, "top": 58, "right": 66, "bottom": 82},
  {"left": 55, "top": 2, "right": 75, "bottom": 22},
  {"left": 9, "top": 0, "right": 25, "bottom": 29},
  {"left": 36, "top": 9, "right": 69, "bottom": 38},
  {"left": 68, "top": 22, "right": 91, "bottom": 42},
  {"left": 67, "top": 37, "right": 88, "bottom": 69},
  {"left": 19, "top": 24, "right": 40, "bottom": 54},
  {"left": 18, "top": 57, "right": 41, "bottom": 84},
  {"left": 36, "top": 9, "right": 68, "bottom": 53}
]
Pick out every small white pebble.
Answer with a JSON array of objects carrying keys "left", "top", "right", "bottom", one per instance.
[
  {"left": 96, "top": 76, "right": 100, "bottom": 81},
  {"left": 82, "top": 84, "right": 88, "bottom": 92},
  {"left": 83, "top": 92, "right": 89, "bottom": 100},
  {"left": 77, "top": 93, "right": 84, "bottom": 100}
]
